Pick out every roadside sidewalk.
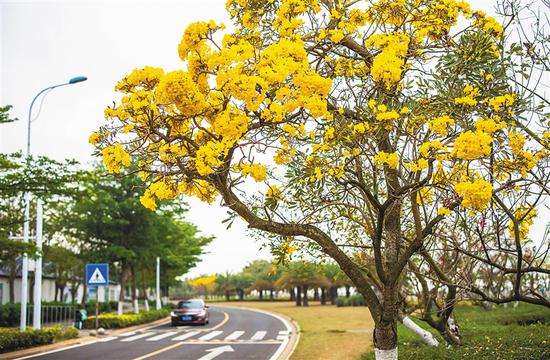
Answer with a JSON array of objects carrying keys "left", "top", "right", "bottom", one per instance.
[{"left": 0, "top": 316, "right": 170, "bottom": 360}]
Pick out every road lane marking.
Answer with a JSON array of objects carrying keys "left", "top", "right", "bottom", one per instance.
[
  {"left": 197, "top": 345, "right": 234, "bottom": 360},
  {"left": 250, "top": 330, "right": 267, "bottom": 340},
  {"left": 182, "top": 340, "right": 282, "bottom": 345},
  {"left": 97, "top": 336, "right": 118, "bottom": 342},
  {"left": 279, "top": 330, "right": 290, "bottom": 335},
  {"left": 208, "top": 310, "right": 229, "bottom": 331},
  {"left": 171, "top": 330, "right": 200, "bottom": 341},
  {"left": 146, "top": 331, "right": 178, "bottom": 341},
  {"left": 198, "top": 330, "right": 223, "bottom": 340},
  {"left": 131, "top": 342, "right": 184, "bottom": 360},
  {"left": 224, "top": 331, "right": 245, "bottom": 340},
  {"left": 119, "top": 331, "right": 137, "bottom": 336},
  {"left": 121, "top": 332, "right": 154, "bottom": 342}
]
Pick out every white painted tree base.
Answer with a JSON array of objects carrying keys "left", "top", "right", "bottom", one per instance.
[
  {"left": 133, "top": 299, "right": 139, "bottom": 314},
  {"left": 117, "top": 301, "right": 123, "bottom": 315},
  {"left": 374, "top": 347, "right": 398, "bottom": 360},
  {"left": 402, "top": 316, "right": 439, "bottom": 347},
  {"left": 144, "top": 300, "right": 150, "bottom": 311}
]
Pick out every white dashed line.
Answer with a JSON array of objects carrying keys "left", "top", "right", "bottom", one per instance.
[
  {"left": 171, "top": 330, "right": 200, "bottom": 341},
  {"left": 224, "top": 331, "right": 245, "bottom": 340},
  {"left": 198, "top": 330, "right": 223, "bottom": 340}
]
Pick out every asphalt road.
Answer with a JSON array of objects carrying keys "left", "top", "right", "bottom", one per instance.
[{"left": 17, "top": 306, "right": 292, "bottom": 360}]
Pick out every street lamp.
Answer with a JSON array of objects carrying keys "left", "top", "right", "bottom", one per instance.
[{"left": 20, "top": 76, "right": 87, "bottom": 330}]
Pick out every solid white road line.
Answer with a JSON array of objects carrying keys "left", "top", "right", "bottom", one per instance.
[
  {"left": 119, "top": 331, "right": 137, "bottom": 337},
  {"left": 279, "top": 330, "right": 290, "bottom": 335},
  {"left": 171, "top": 330, "right": 200, "bottom": 341},
  {"left": 198, "top": 330, "right": 223, "bottom": 340},
  {"left": 224, "top": 331, "right": 245, "bottom": 340},
  {"left": 146, "top": 331, "right": 178, "bottom": 341},
  {"left": 121, "top": 333, "right": 154, "bottom": 342},
  {"left": 97, "top": 336, "right": 118, "bottom": 342},
  {"left": 250, "top": 331, "right": 267, "bottom": 340}
]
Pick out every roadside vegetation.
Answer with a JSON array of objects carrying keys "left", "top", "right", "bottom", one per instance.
[
  {"left": 83, "top": 308, "right": 170, "bottom": 329},
  {"left": 0, "top": 326, "right": 78, "bottom": 354},
  {"left": 362, "top": 303, "right": 550, "bottom": 360}
]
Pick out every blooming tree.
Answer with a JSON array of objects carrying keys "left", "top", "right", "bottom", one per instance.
[{"left": 92, "top": 0, "right": 550, "bottom": 358}]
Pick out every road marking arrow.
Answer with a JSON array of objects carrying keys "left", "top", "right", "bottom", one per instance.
[{"left": 197, "top": 345, "right": 235, "bottom": 360}]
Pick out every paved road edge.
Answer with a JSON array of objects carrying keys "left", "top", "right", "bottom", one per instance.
[
  {"left": 215, "top": 305, "right": 300, "bottom": 360},
  {"left": 0, "top": 316, "right": 171, "bottom": 360}
]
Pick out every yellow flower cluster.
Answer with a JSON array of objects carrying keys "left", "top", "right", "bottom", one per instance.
[
  {"left": 419, "top": 140, "right": 446, "bottom": 158},
  {"left": 452, "top": 130, "right": 493, "bottom": 160},
  {"left": 507, "top": 207, "right": 537, "bottom": 241},
  {"left": 156, "top": 71, "right": 206, "bottom": 116},
  {"left": 101, "top": 143, "right": 131, "bottom": 173},
  {"left": 487, "top": 94, "right": 515, "bottom": 111},
  {"left": 89, "top": 132, "right": 102, "bottom": 145},
  {"left": 115, "top": 66, "right": 164, "bottom": 93},
  {"left": 178, "top": 20, "right": 220, "bottom": 61},
  {"left": 454, "top": 84, "right": 479, "bottom": 106},
  {"left": 374, "top": 151, "right": 399, "bottom": 169},
  {"left": 266, "top": 184, "right": 283, "bottom": 201},
  {"left": 365, "top": 33, "right": 410, "bottom": 89},
  {"left": 240, "top": 163, "right": 267, "bottom": 182},
  {"left": 454, "top": 178, "right": 493, "bottom": 210},
  {"left": 428, "top": 115, "right": 455, "bottom": 137},
  {"left": 474, "top": 117, "right": 506, "bottom": 135},
  {"left": 473, "top": 11, "right": 504, "bottom": 37}
]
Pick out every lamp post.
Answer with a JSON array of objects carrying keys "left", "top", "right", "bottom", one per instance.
[{"left": 20, "top": 76, "right": 87, "bottom": 330}]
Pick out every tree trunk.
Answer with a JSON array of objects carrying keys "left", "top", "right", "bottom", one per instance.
[
  {"left": 289, "top": 288, "right": 295, "bottom": 301},
  {"left": 373, "top": 319, "right": 398, "bottom": 360},
  {"left": 345, "top": 285, "right": 351, "bottom": 298},
  {"left": 321, "top": 288, "right": 326, "bottom": 305},
  {"left": 302, "top": 285, "right": 309, "bottom": 306},
  {"left": 259, "top": 289, "right": 263, "bottom": 301},
  {"left": 82, "top": 283, "right": 87, "bottom": 305},
  {"left": 141, "top": 267, "right": 149, "bottom": 310},
  {"left": 295, "top": 286, "right": 302, "bottom": 306},
  {"left": 225, "top": 290, "right": 230, "bottom": 301},
  {"left": 330, "top": 286, "right": 337, "bottom": 305},
  {"left": 131, "top": 265, "right": 139, "bottom": 314},
  {"left": 270, "top": 289, "right": 274, "bottom": 300},
  {"left": 313, "top": 288, "right": 319, "bottom": 301},
  {"left": 238, "top": 289, "right": 244, "bottom": 301},
  {"left": 118, "top": 266, "right": 127, "bottom": 315}
]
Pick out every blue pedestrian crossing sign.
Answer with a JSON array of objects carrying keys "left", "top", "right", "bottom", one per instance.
[{"left": 86, "top": 263, "right": 109, "bottom": 286}]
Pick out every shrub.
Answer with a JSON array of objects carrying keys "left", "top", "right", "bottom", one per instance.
[
  {"left": 0, "top": 303, "right": 21, "bottom": 327},
  {"left": 83, "top": 308, "right": 169, "bottom": 329},
  {"left": 336, "top": 294, "right": 368, "bottom": 307},
  {"left": 0, "top": 326, "right": 78, "bottom": 354}
]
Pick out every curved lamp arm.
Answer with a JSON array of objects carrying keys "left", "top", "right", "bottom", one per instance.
[{"left": 26, "top": 76, "right": 87, "bottom": 156}]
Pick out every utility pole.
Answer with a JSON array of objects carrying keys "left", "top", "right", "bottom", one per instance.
[
  {"left": 33, "top": 200, "right": 43, "bottom": 329},
  {"left": 156, "top": 257, "right": 161, "bottom": 310}
]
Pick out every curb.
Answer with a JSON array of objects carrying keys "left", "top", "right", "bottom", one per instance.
[
  {"left": 0, "top": 316, "right": 170, "bottom": 360},
  {"left": 215, "top": 304, "right": 300, "bottom": 360}
]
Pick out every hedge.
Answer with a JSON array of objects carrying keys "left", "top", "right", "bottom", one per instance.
[
  {"left": 0, "top": 326, "right": 78, "bottom": 354},
  {"left": 83, "top": 308, "right": 170, "bottom": 329},
  {"left": 336, "top": 294, "right": 368, "bottom": 307}
]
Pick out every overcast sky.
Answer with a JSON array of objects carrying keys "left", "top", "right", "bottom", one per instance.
[{"left": 1, "top": 1, "right": 546, "bottom": 279}]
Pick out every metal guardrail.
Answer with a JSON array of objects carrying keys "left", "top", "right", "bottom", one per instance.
[{"left": 26, "top": 305, "right": 75, "bottom": 327}]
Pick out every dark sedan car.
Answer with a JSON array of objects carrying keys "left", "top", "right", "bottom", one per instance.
[{"left": 171, "top": 299, "right": 210, "bottom": 326}]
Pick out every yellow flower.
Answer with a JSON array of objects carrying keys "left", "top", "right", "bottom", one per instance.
[
  {"left": 101, "top": 143, "right": 131, "bottom": 173},
  {"left": 507, "top": 207, "right": 537, "bottom": 241},
  {"left": 454, "top": 178, "right": 493, "bottom": 210},
  {"left": 452, "top": 130, "right": 493, "bottom": 160},
  {"left": 88, "top": 132, "right": 102, "bottom": 145},
  {"left": 438, "top": 207, "right": 451, "bottom": 216},
  {"left": 428, "top": 115, "right": 455, "bottom": 137},
  {"left": 374, "top": 151, "right": 399, "bottom": 169}
]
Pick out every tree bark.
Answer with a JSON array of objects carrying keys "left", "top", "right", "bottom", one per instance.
[
  {"left": 295, "top": 286, "right": 302, "bottom": 306},
  {"left": 313, "top": 288, "right": 319, "bottom": 301},
  {"left": 302, "top": 285, "right": 309, "bottom": 306},
  {"left": 321, "top": 288, "right": 326, "bottom": 305},
  {"left": 289, "top": 288, "right": 295, "bottom": 301},
  {"left": 259, "top": 289, "right": 263, "bottom": 301},
  {"left": 82, "top": 283, "right": 87, "bottom": 305},
  {"left": 270, "top": 289, "right": 274, "bottom": 300},
  {"left": 345, "top": 285, "right": 351, "bottom": 298},
  {"left": 225, "top": 290, "right": 230, "bottom": 301},
  {"left": 330, "top": 286, "right": 337, "bottom": 305}
]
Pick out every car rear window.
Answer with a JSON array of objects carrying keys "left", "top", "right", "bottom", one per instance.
[{"left": 177, "top": 300, "right": 204, "bottom": 309}]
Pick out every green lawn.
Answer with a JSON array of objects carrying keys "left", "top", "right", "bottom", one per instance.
[{"left": 362, "top": 303, "right": 550, "bottom": 360}]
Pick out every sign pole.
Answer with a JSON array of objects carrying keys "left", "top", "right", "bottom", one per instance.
[
  {"left": 32, "top": 200, "right": 43, "bottom": 329},
  {"left": 95, "top": 287, "right": 99, "bottom": 330}
]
